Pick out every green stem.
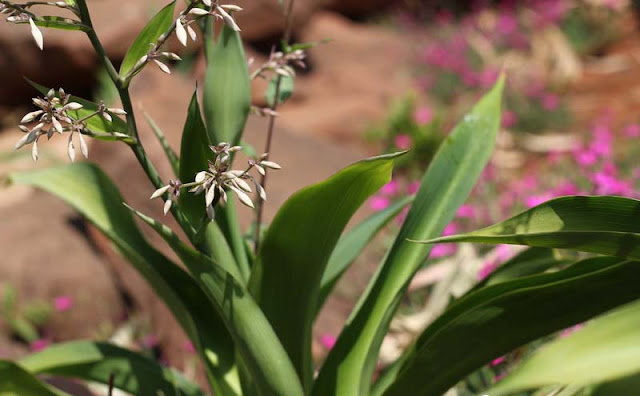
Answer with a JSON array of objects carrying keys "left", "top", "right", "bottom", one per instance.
[{"left": 75, "top": 0, "right": 195, "bottom": 239}]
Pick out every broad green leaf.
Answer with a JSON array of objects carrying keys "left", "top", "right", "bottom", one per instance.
[
  {"left": 316, "top": 196, "right": 414, "bottom": 315},
  {"left": 144, "top": 112, "right": 179, "bottom": 176},
  {"left": 203, "top": 25, "right": 251, "bottom": 145},
  {"left": 266, "top": 75, "right": 294, "bottom": 107},
  {"left": 127, "top": 207, "right": 305, "bottom": 396},
  {"left": 314, "top": 75, "right": 505, "bottom": 396},
  {"left": 250, "top": 152, "right": 403, "bottom": 390},
  {"left": 28, "top": 80, "right": 129, "bottom": 135},
  {"left": 418, "top": 196, "right": 640, "bottom": 259},
  {"left": 383, "top": 256, "right": 640, "bottom": 395},
  {"left": 9, "top": 163, "right": 239, "bottom": 396},
  {"left": 120, "top": 1, "right": 176, "bottom": 79},
  {"left": 21, "top": 341, "right": 205, "bottom": 396},
  {"left": 0, "top": 360, "right": 68, "bottom": 396},
  {"left": 15, "top": 16, "right": 89, "bottom": 31},
  {"left": 475, "top": 247, "right": 570, "bottom": 289},
  {"left": 176, "top": 91, "right": 244, "bottom": 280},
  {"left": 487, "top": 299, "right": 640, "bottom": 395}
]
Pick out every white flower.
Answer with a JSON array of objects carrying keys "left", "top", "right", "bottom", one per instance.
[{"left": 28, "top": 18, "right": 43, "bottom": 50}]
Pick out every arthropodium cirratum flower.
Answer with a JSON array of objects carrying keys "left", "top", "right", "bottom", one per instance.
[
  {"left": 150, "top": 142, "right": 281, "bottom": 219},
  {"left": 14, "top": 88, "right": 126, "bottom": 163},
  {"left": 175, "top": 1, "right": 243, "bottom": 47}
]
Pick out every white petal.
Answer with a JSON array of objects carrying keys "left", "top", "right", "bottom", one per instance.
[
  {"left": 14, "top": 133, "right": 30, "bottom": 150},
  {"left": 216, "top": 6, "right": 241, "bottom": 31},
  {"left": 206, "top": 204, "right": 215, "bottom": 220},
  {"left": 67, "top": 138, "right": 76, "bottom": 162},
  {"left": 257, "top": 184, "right": 267, "bottom": 201},
  {"left": 187, "top": 25, "right": 197, "bottom": 42},
  {"left": 202, "top": 0, "right": 212, "bottom": 7},
  {"left": 153, "top": 59, "right": 171, "bottom": 74},
  {"left": 102, "top": 112, "right": 112, "bottom": 122},
  {"left": 20, "top": 110, "right": 43, "bottom": 124},
  {"left": 260, "top": 161, "right": 281, "bottom": 169},
  {"left": 107, "top": 107, "right": 127, "bottom": 115},
  {"left": 150, "top": 185, "right": 170, "bottom": 199},
  {"left": 220, "top": 4, "right": 243, "bottom": 12},
  {"left": 175, "top": 19, "right": 187, "bottom": 47},
  {"left": 29, "top": 18, "right": 43, "bottom": 50},
  {"left": 190, "top": 8, "right": 210, "bottom": 16},
  {"left": 163, "top": 199, "right": 173, "bottom": 215},
  {"left": 234, "top": 178, "right": 252, "bottom": 193},
  {"left": 195, "top": 171, "right": 207, "bottom": 183},
  {"left": 255, "top": 164, "right": 266, "bottom": 176},
  {"left": 230, "top": 186, "right": 254, "bottom": 209},
  {"left": 52, "top": 117, "right": 63, "bottom": 134},
  {"left": 31, "top": 141, "right": 38, "bottom": 163},
  {"left": 205, "top": 185, "right": 216, "bottom": 207},
  {"left": 78, "top": 132, "right": 88, "bottom": 158},
  {"left": 65, "top": 102, "right": 83, "bottom": 111}
]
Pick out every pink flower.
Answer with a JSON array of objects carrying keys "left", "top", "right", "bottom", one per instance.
[
  {"left": 30, "top": 339, "right": 50, "bottom": 352},
  {"left": 319, "top": 334, "right": 336, "bottom": 350},
  {"left": 413, "top": 106, "right": 433, "bottom": 126},
  {"left": 407, "top": 181, "right": 420, "bottom": 195},
  {"left": 430, "top": 244, "right": 456, "bottom": 259},
  {"left": 501, "top": 110, "right": 517, "bottom": 128},
  {"left": 443, "top": 222, "right": 457, "bottom": 236},
  {"left": 380, "top": 180, "right": 398, "bottom": 196},
  {"left": 574, "top": 149, "right": 598, "bottom": 168},
  {"left": 394, "top": 134, "right": 412, "bottom": 150},
  {"left": 491, "top": 356, "right": 506, "bottom": 366},
  {"left": 53, "top": 296, "right": 74, "bottom": 312},
  {"left": 142, "top": 334, "right": 159, "bottom": 349},
  {"left": 456, "top": 204, "right": 476, "bottom": 219},
  {"left": 526, "top": 194, "right": 552, "bottom": 208},
  {"left": 496, "top": 13, "right": 518, "bottom": 35},
  {"left": 478, "top": 261, "right": 499, "bottom": 280},
  {"left": 369, "top": 196, "right": 390, "bottom": 211},
  {"left": 553, "top": 182, "right": 579, "bottom": 196},
  {"left": 478, "top": 69, "right": 499, "bottom": 89},
  {"left": 623, "top": 124, "right": 640, "bottom": 138},
  {"left": 184, "top": 341, "right": 196, "bottom": 353},
  {"left": 541, "top": 94, "right": 559, "bottom": 111}
]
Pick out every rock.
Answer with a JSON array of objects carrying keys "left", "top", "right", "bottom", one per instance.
[
  {"left": 276, "top": 11, "right": 413, "bottom": 143},
  {"left": 235, "top": 0, "right": 323, "bottom": 42}
]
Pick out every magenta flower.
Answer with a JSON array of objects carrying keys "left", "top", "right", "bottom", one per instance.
[
  {"left": 393, "top": 134, "right": 412, "bottom": 150},
  {"left": 184, "top": 341, "right": 196, "bottom": 353},
  {"left": 319, "top": 334, "right": 337, "bottom": 350},
  {"left": 456, "top": 204, "right": 476, "bottom": 219},
  {"left": 369, "top": 196, "right": 390, "bottom": 211},
  {"left": 623, "top": 124, "right": 640, "bottom": 138},
  {"left": 141, "top": 334, "right": 159, "bottom": 349},
  {"left": 496, "top": 13, "right": 518, "bottom": 35},
  {"left": 53, "top": 296, "right": 74, "bottom": 312},
  {"left": 407, "top": 181, "right": 420, "bottom": 195},
  {"left": 30, "top": 339, "right": 50, "bottom": 352},
  {"left": 430, "top": 244, "right": 456, "bottom": 259},
  {"left": 380, "top": 180, "right": 399, "bottom": 196},
  {"left": 491, "top": 356, "right": 506, "bottom": 366},
  {"left": 574, "top": 149, "right": 598, "bottom": 168},
  {"left": 526, "top": 193, "right": 552, "bottom": 208},
  {"left": 413, "top": 106, "right": 433, "bottom": 126},
  {"left": 541, "top": 94, "right": 559, "bottom": 111},
  {"left": 501, "top": 110, "right": 517, "bottom": 128}
]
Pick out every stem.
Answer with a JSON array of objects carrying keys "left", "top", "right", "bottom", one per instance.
[
  {"left": 253, "top": 0, "right": 296, "bottom": 253},
  {"left": 75, "top": 0, "right": 196, "bottom": 238}
]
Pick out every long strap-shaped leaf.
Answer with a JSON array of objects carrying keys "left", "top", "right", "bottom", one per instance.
[
  {"left": 0, "top": 360, "right": 69, "bottom": 396},
  {"left": 314, "top": 76, "right": 505, "bottom": 395},
  {"left": 127, "top": 206, "right": 305, "bottom": 396},
  {"left": 316, "top": 196, "right": 414, "bottom": 316},
  {"left": 9, "top": 163, "right": 238, "bottom": 395},
  {"left": 486, "top": 299, "right": 640, "bottom": 395},
  {"left": 417, "top": 196, "right": 640, "bottom": 259},
  {"left": 249, "top": 152, "right": 403, "bottom": 391},
  {"left": 20, "top": 341, "right": 205, "bottom": 396},
  {"left": 383, "top": 257, "right": 640, "bottom": 395}
]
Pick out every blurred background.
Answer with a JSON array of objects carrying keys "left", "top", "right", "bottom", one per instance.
[{"left": 1, "top": 0, "right": 639, "bottom": 393}]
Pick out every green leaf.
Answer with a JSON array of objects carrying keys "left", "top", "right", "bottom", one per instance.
[
  {"left": 119, "top": 1, "right": 176, "bottom": 79},
  {"left": 474, "top": 247, "right": 569, "bottom": 289},
  {"left": 9, "top": 163, "right": 239, "bottom": 396},
  {"left": 144, "top": 112, "right": 179, "bottom": 176},
  {"left": 486, "top": 299, "right": 640, "bottom": 395},
  {"left": 203, "top": 25, "right": 251, "bottom": 145},
  {"left": 20, "top": 341, "right": 205, "bottom": 396},
  {"left": 27, "top": 79, "right": 128, "bottom": 135},
  {"left": 266, "top": 75, "right": 294, "bottom": 107},
  {"left": 418, "top": 196, "right": 640, "bottom": 259},
  {"left": 15, "top": 16, "right": 89, "bottom": 31},
  {"left": 314, "top": 75, "right": 505, "bottom": 396},
  {"left": 383, "top": 256, "right": 640, "bottom": 395},
  {"left": 126, "top": 206, "right": 305, "bottom": 396},
  {"left": 317, "top": 196, "right": 414, "bottom": 315},
  {"left": 250, "top": 152, "right": 403, "bottom": 391},
  {"left": 0, "top": 360, "right": 69, "bottom": 396}
]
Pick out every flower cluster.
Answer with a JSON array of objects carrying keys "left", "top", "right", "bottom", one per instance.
[
  {"left": 15, "top": 88, "right": 125, "bottom": 163},
  {"left": 251, "top": 48, "right": 307, "bottom": 80},
  {"left": 150, "top": 143, "right": 281, "bottom": 219},
  {"left": 175, "top": 1, "right": 242, "bottom": 49}
]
